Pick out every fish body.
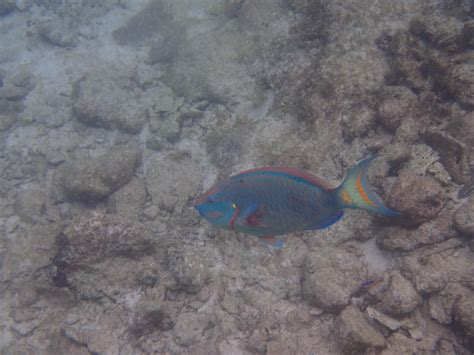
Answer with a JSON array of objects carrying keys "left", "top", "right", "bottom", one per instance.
[{"left": 195, "top": 156, "right": 399, "bottom": 245}]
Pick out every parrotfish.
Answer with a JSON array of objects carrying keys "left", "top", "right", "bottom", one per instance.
[{"left": 194, "top": 156, "right": 399, "bottom": 248}]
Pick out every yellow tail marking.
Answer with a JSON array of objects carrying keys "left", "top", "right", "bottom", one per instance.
[
  {"left": 341, "top": 189, "right": 352, "bottom": 205},
  {"left": 356, "top": 172, "right": 377, "bottom": 207}
]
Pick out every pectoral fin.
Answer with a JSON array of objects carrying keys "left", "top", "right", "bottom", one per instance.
[
  {"left": 237, "top": 203, "right": 266, "bottom": 227},
  {"left": 260, "top": 235, "right": 284, "bottom": 249}
]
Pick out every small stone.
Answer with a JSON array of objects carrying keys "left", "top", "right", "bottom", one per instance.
[
  {"left": 142, "top": 205, "right": 159, "bottom": 221},
  {"left": 386, "top": 170, "right": 445, "bottom": 226},
  {"left": 112, "top": 0, "right": 171, "bottom": 46},
  {"left": 376, "top": 213, "right": 455, "bottom": 252},
  {"left": 145, "top": 152, "right": 201, "bottom": 213},
  {"left": 55, "top": 147, "right": 140, "bottom": 203},
  {"left": 14, "top": 189, "right": 46, "bottom": 223},
  {"left": 173, "top": 312, "right": 212, "bottom": 347},
  {"left": 341, "top": 106, "right": 376, "bottom": 141},
  {"left": 145, "top": 136, "right": 165, "bottom": 151},
  {"left": 5, "top": 215, "right": 20, "bottom": 233},
  {"left": 107, "top": 178, "right": 146, "bottom": 220},
  {"left": 453, "top": 291, "right": 474, "bottom": 349},
  {"left": 37, "top": 20, "right": 77, "bottom": 48},
  {"left": 54, "top": 212, "right": 156, "bottom": 268},
  {"left": 334, "top": 306, "right": 385, "bottom": 353},
  {"left": 167, "top": 248, "right": 210, "bottom": 293},
  {"left": 422, "top": 129, "right": 469, "bottom": 184},
  {"left": 378, "top": 272, "right": 421, "bottom": 317},
  {"left": 461, "top": 21, "right": 474, "bottom": 48},
  {"left": 447, "top": 62, "right": 474, "bottom": 108},
  {"left": 152, "top": 87, "right": 175, "bottom": 113},
  {"left": 366, "top": 307, "right": 401, "bottom": 331},
  {"left": 429, "top": 293, "right": 454, "bottom": 325},
  {"left": 377, "top": 86, "right": 418, "bottom": 131},
  {"left": 302, "top": 247, "right": 368, "bottom": 312},
  {"left": 454, "top": 197, "right": 474, "bottom": 238},
  {"left": 410, "top": 15, "right": 463, "bottom": 51},
  {"left": 73, "top": 72, "right": 147, "bottom": 134}
]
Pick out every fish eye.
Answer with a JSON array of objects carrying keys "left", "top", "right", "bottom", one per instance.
[{"left": 207, "top": 196, "right": 215, "bottom": 204}]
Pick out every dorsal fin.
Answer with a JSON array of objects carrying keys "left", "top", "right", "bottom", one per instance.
[{"left": 231, "top": 166, "right": 334, "bottom": 190}]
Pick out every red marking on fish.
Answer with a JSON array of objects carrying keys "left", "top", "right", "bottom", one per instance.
[
  {"left": 247, "top": 211, "right": 264, "bottom": 226},
  {"left": 229, "top": 207, "right": 240, "bottom": 229},
  {"left": 208, "top": 211, "right": 223, "bottom": 218}
]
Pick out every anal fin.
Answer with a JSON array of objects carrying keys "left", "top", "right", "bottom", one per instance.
[
  {"left": 306, "top": 211, "right": 344, "bottom": 230},
  {"left": 260, "top": 235, "right": 284, "bottom": 249}
]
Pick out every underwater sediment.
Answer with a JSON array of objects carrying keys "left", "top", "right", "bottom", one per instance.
[{"left": 0, "top": 0, "right": 473, "bottom": 353}]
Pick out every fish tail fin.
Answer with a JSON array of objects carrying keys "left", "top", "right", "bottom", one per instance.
[{"left": 335, "top": 155, "right": 400, "bottom": 217}]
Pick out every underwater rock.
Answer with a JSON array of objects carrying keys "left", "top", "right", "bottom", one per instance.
[
  {"left": 51, "top": 212, "right": 159, "bottom": 300},
  {"left": 453, "top": 291, "right": 474, "bottom": 350},
  {"left": 407, "top": 144, "right": 452, "bottom": 186},
  {"left": 302, "top": 247, "right": 368, "bottom": 312},
  {"left": 55, "top": 147, "right": 140, "bottom": 203},
  {"left": 341, "top": 106, "right": 376, "bottom": 141},
  {"left": 428, "top": 285, "right": 469, "bottom": 326},
  {"left": 14, "top": 188, "right": 46, "bottom": 224},
  {"left": 461, "top": 21, "right": 474, "bottom": 49},
  {"left": 54, "top": 213, "right": 156, "bottom": 267},
  {"left": 151, "top": 86, "right": 175, "bottom": 113},
  {"left": 376, "top": 86, "right": 418, "bottom": 131},
  {"left": 0, "top": 113, "right": 17, "bottom": 132},
  {"left": 145, "top": 136, "right": 166, "bottom": 151},
  {"left": 148, "top": 33, "right": 182, "bottom": 64},
  {"left": 166, "top": 247, "right": 210, "bottom": 293},
  {"left": 386, "top": 170, "right": 445, "bottom": 226},
  {"left": 382, "top": 142, "right": 411, "bottom": 171},
  {"left": 0, "top": 68, "right": 36, "bottom": 101},
  {"left": 446, "top": 61, "right": 474, "bottom": 108},
  {"left": 0, "top": 0, "right": 14, "bottom": 16},
  {"left": 394, "top": 115, "right": 425, "bottom": 143},
  {"left": 376, "top": 212, "right": 455, "bottom": 252},
  {"left": 130, "top": 309, "right": 174, "bottom": 339},
  {"left": 366, "top": 307, "right": 402, "bottom": 332},
  {"left": 149, "top": 112, "right": 181, "bottom": 143},
  {"left": 173, "top": 312, "right": 213, "bottom": 347},
  {"left": 334, "top": 306, "right": 385, "bottom": 353},
  {"left": 145, "top": 151, "right": 201, "bottom": 213},
  {"left": 72, "top": 72, "right": 147, "bottom": 134},
  {"left": 107, "top": 178, "right": 146, "bottom": 221},
  {"left": 454, "top": 197, "right": 474, "bottom": 238},
  {"left": 400, "top": 240, "right": 474, "bottom": 293},
  {"left": 37, "top": 20, "right": 78, "bottom": 48},
  {"left": 410, "top": 15, "right": 463, "bottom": 52},
  {"left": 422, "top": 129, "right": 469, "bottom": 184},
  {"left": 113, "top": 0, "right": 171, "bottom": 46},
  {"left": 378, "top": 272, "right": 421, "bottom": 317}
]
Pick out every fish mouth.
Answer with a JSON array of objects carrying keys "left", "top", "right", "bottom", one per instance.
[{"left": 194, "top": 204, "right": 205, "bottom": 216}]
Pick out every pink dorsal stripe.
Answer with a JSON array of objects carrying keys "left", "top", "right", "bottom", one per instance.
[{"left": 232, "top": 166, "right": 334, "bottom": 190}]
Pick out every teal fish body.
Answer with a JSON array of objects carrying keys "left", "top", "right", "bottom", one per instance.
[{"left": 195, "top": 157, "right": 399, "bottom": 244}]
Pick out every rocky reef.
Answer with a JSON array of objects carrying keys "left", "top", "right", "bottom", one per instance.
[{"left": 1, "top": 0, "right": 473, "bottom": 354}]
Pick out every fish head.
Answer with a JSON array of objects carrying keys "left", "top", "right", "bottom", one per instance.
[{"left": 194, "top": 185, "right": 237, "bottom": 229}]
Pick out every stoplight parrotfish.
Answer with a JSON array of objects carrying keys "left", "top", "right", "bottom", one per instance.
[{"left": 195, "top": 156, "right": 399, "bottom": 248}]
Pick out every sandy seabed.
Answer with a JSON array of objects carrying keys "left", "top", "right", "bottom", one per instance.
[{"left": 1, "top": 0, "right": 473, "bottom": 353}]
